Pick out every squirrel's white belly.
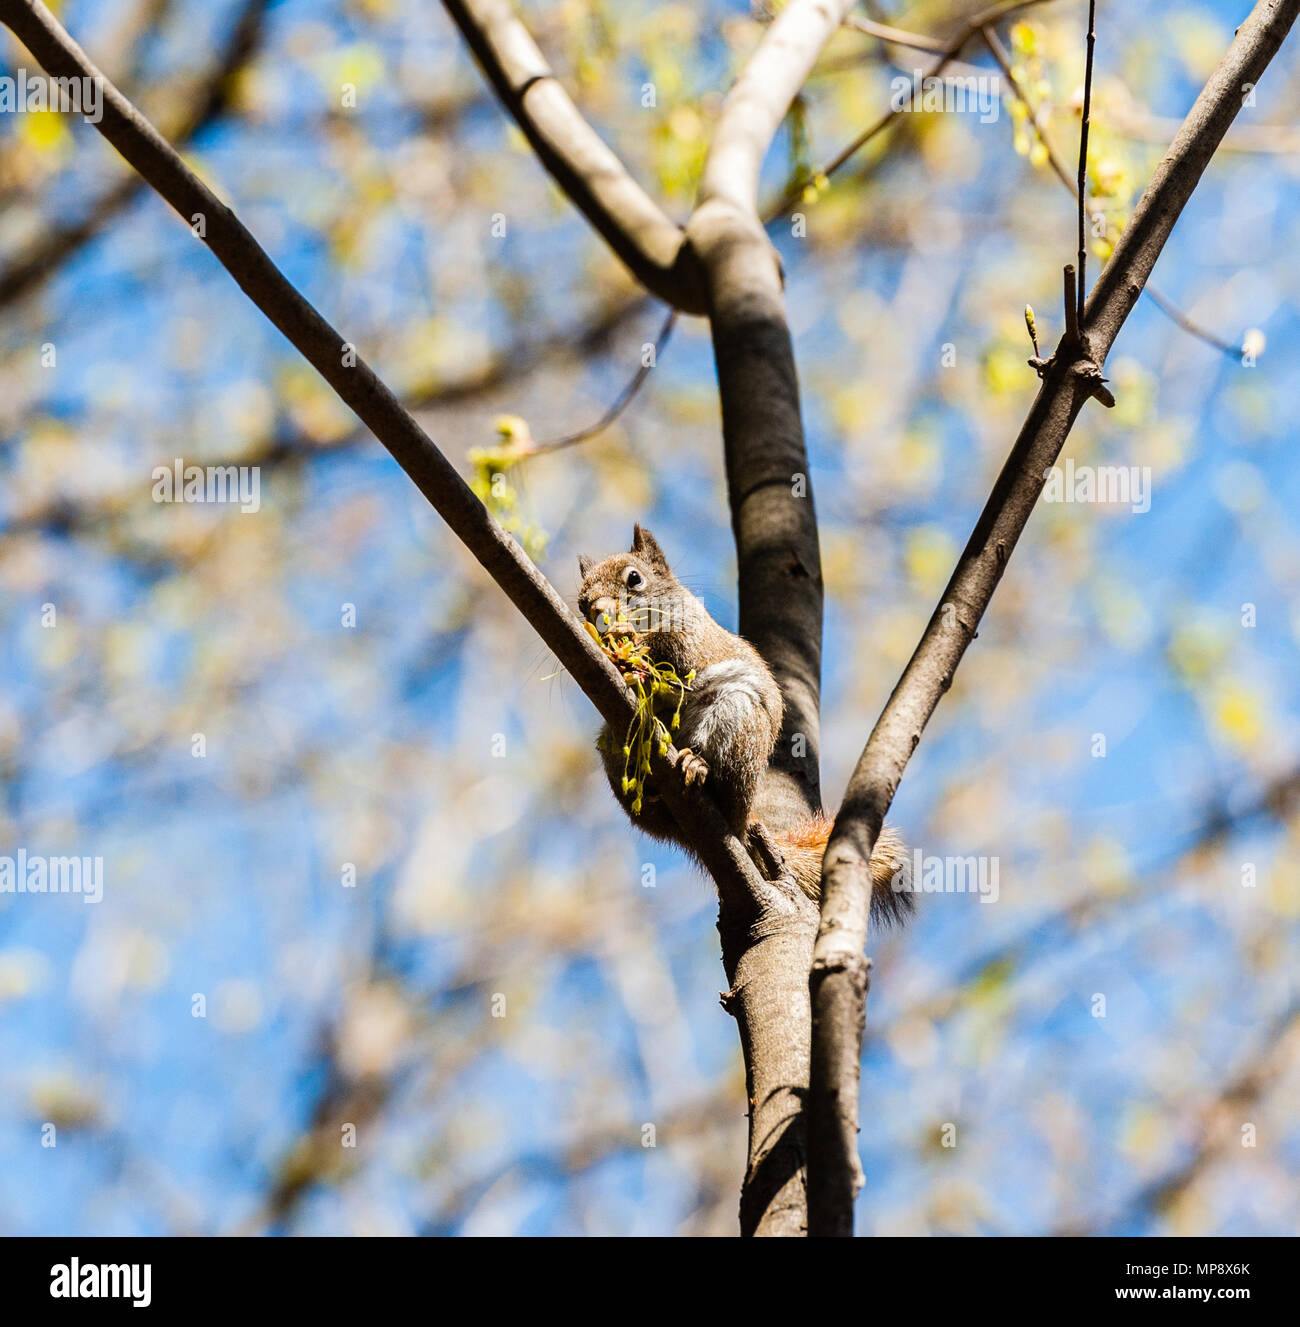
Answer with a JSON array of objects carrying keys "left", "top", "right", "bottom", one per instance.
[{"left": 680, "top": 658, "right": 772, "bottom": 757}]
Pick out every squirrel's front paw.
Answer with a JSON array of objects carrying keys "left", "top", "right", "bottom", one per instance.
[{"left": 673, "top": 747, "right": 709, "bottom": 787}]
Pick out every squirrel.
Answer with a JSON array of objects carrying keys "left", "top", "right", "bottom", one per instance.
[{"left": 578, "top": 525, "right": 912, "bottom": 925}]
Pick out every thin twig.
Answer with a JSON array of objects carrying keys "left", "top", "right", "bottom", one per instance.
[
  {"left": 1077, "top": 0, "right": 1098, "bottom": 327},
  {"left": 807, "top": 0, "right": 1300, "bottom": 1240},
  {"left": 841, "top": 12, "right": 947, "bottom": 53},
  {"left": 529, "top": 309, "right": 678, "bottom": 455},
  {"left": 982, "top": 24, "right": 1254, "bottom": 361},
  {"left": 1064, "top": 263, "right": 1079, "bottom": 344},
  {"left": 1142, "top": 284, "right": 1247, "bottom": 359},
  {"left": 0, "top": 0, "right": 766, "bottom": 906}
]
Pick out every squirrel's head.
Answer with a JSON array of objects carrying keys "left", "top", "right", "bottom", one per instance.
[{"left": 576, "top": 524, "right": 686, "bottom": 639}]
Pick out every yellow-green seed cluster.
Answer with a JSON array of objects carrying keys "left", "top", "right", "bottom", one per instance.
[
  {"left": 588, "top": 620, "right": 693, "bottom": 816},
  {"left": 618, "top": 663, "right": 693, "bottom": 816}
]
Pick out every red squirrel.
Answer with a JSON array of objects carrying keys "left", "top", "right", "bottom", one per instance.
[{"left": 578, "top": 525, "right": 911, "bottom": 924}]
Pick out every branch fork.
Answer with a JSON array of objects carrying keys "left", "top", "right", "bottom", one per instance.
[
  {"left": 7, "top": 0, "right": 1299, "bottom": 1244},
  {"left": 1026, "top": 264, "right": 1116, "bottom": 408}
]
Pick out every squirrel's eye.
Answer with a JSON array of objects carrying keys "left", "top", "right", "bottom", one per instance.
[{"left": 623, "top": 567, "right": 644, "bottom": 590}]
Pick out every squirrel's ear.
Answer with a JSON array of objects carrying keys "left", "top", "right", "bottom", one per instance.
[
  {"left": 577, "top": 554, "right": 595, "bottom": 580},
  {"left": 630, "top": 524, "right": 668, "bottom": 570}
]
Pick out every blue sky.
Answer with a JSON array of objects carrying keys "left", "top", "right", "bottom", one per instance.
[{"left": 0, "top": 0, "right": 1297, "bottom": 1236}]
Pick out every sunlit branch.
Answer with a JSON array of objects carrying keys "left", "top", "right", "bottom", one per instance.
[
  {"left": 807, "top": 0, "right": 1300, "bottom": 1239},
  {"left": 0, "top": 0, "right": 767, "bottom": 909},
  {"left": 440, "top": 0, "right": 704, "bottom": 313}
]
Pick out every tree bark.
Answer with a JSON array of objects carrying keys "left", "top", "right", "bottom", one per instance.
[
  {"left": 12, "top": 0, "right": 1293, "bottom": 1240},
  {"left": 441, "top": 0, "right": 704, "bottom": 312},
  {"left": 686, "top": 0, "right": 858, "bottom": 1234},
  {"left": 0, "top": 0, "right": 767, "bottom": 910},
  {"left": 807, "top": 0, "right": 1300, "bottom": 1237}
]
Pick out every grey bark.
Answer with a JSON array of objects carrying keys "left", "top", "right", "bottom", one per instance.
[
  {"left": 9, "top": 0, "right": 1294, "bottom": 1241},
  {"left": 807, "top": 0, "right": 1300, "bottom": 1237}
]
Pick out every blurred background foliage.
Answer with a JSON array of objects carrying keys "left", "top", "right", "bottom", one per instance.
[{"left": 0, "top": 0, "right": 1298, "bottom": 1236}]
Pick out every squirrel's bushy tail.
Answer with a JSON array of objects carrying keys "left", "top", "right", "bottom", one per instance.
[{"left": 777, "top": 814, "right": 914, "bottom": 927}]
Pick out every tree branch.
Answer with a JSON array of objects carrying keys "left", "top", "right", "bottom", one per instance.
[
  {"left": 841, "top": 12, "right": 946, "bottom": 54},
  {"left": 439, "top": 0, "right": 704, "bottom": 313},
  {"left": 690, "top": 0, "right": 857, "bottom": 831},
  {"left": 0, "top": 0, "right": 768, "bottom": 908},
  {"left": 981, "top": 23, "right": 1254, "bottom": 361},
  {"left": 665, "top": 0, "right": 857, "bottom": 1237},
  {"left": 807, "top": 0, "right": 1300, "bottom": 1238}
]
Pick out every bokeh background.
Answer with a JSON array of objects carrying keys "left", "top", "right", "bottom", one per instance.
[{"left": 1, "top": 0, "right": 1298, "bottom": 1236}]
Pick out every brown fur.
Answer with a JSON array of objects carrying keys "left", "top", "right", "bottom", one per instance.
[
  {"left": 778, "top": 814, "right": 914, "bottom": 927},
  {"left": 579, "top": 526, "right": 913, "bottom": 926}
]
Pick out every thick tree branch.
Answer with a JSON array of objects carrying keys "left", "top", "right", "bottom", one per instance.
[
  {"left": 0, "top": 0, "right": 769, "bottom": 909},
  {"left": 807, "top": 0, "right": 1300, "bottom": 1238},
  {"left": 672, "top": 0, "right": 858, "bottom": 1238},
  {"left": 440, "top": 0, "right": 704, "bottom": 313},
  {"left": 701, "top": 0, "right": 852, "bottom": 217},
  {"left": 691, "top": 0, "right": 857, "bottom": 830}
]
